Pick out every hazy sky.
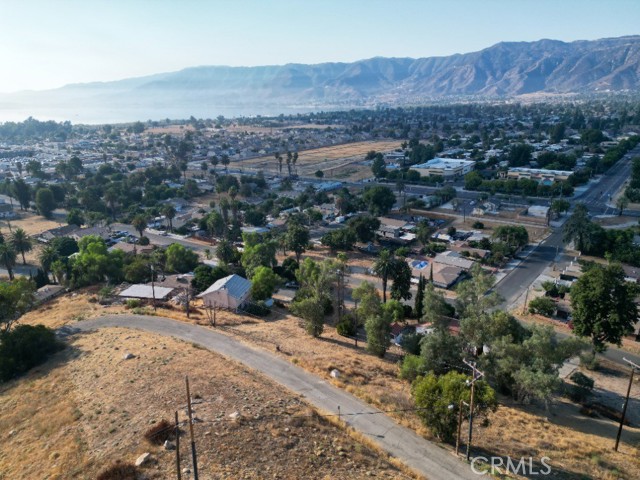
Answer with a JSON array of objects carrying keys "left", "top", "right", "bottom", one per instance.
[{"left": 1, "top": 0, "right": 638, "bottom": 93}]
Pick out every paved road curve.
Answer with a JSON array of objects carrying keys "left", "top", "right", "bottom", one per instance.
[{"left": 68, "top": 314, "right": 477, "bottom": 480}]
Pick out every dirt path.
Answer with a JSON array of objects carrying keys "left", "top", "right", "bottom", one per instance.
[{"left": 67, "top": 314, "right": 478, "bottom": 480}]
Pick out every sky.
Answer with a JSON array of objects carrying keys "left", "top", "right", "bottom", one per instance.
[{"left": 0, "top": 0, "right": 638, "bottom": 93}]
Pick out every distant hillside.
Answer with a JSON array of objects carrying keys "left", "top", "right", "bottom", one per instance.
[{"left": 2, "top": 36, "right": 639, "bottom": 123}]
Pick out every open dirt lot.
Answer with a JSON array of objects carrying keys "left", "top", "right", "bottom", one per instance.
[
  {"left": 0, "top": 327, "right": 410, "bottom": 480},
  {"left": 235, "top": 140, "right": 401, "bottom": 179},
  {"left": 0, "top": 212, "right": 63, "bottom": 236}
]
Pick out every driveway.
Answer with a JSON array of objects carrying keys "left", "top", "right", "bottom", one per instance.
[{"left": 67, "top": 314, "right": 477, "bottom": 480}]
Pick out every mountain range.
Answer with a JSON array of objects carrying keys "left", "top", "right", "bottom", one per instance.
[{"left": 2, "top": 35, "right": 639, "bottom": 123}]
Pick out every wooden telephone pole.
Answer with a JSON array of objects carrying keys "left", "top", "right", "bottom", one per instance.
[
  {"left": 463, "top": 359, "right": 485, "bottom": 461},
  {"left": 614, "top": 358, "right": 639, "bottom": 451},
  {"left": 185, "top": 377, "right": 198, "bottom": 479}
]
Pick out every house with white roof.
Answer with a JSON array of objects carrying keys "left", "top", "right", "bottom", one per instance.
[{"left": 197, "top": 274, "right": 252, "bottom": 311}]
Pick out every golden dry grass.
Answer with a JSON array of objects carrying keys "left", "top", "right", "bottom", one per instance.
[
  {"left": 0, "top": 327, "right": 412, "bottom": 479},
  {"left": 1, "top": 213, "right": 62, "bottom": 236}
]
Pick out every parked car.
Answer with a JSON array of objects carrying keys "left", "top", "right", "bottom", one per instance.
[{"left": 284, "top": 281, "right": 300, "bottom": 290}]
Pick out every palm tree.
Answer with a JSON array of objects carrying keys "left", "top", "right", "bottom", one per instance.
[
  {"left": 373, "top": 249, "right": 396, "bottom": 303},
  {"left": 221, "top": 155, "right": 230, "bottom": 173},
  {"left": 161, "top": 204, "right": 177, "bottom": 232},
  {"left": 292, "top": 152, "right": 298, "bottom": 176},
  {"left": 10, "top": 228, "right": 32, "bottom": 265},
  {"left": 39, "top": 244, "right": 59, "bottom": 279},
  {"left": 0, "top": 243, "right": 17, "bottom": 280},
  {"left": 132, "top": 214, "right": 148, "bottom": 238}
]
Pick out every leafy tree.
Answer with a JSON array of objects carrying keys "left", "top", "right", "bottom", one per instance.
[
  {"left": 35, "top": 188, "right": 56, "bottom": 218},
  {"left": 464, "top": 171, "right": 483, "bottom": 190},
  {"left": 10, "top": 228, "right": 32, "bottom": 265},
  {"left": 562, "top": 203, "right": 592, "bottom": 252},
  {"left": 291, "top": 296, "right": 325, "bottom": 337},
  {"left": 419, "top": 328, "right": 464, "bottom": 376},
  {"left": 69, "top": 235, "right": 124, "bottom": 287},
  {"left": 528, "top": 297, "right": 556, "bottom": 316},
  {"left": 241, "top": 233, "right": 277, "bottom": 279},
  {"left": 250, "top": 266, "right": 281, "bottom": 301},
  {"left": 11, "top": 179, "right": 31, "bottom": 210},
  {"left": 362, "top": 186, "right": 396, "bottom": 216},
  {"left": 616, "top": 195, "right": 629, "bottom": 216},
  {"left": 456, "top": 263, "right": 502, "bottom": 352},
  {"left": 66, "top": 209, "right": 85, "bottom": 227},
  {"left": 191, "top": 264, "right": 228, "bottom": 294},
  {"left": 285, "top": 222, "right": 310, "bottom": 263},
  {"left": 347, "top": 215, "right": 381, "bottom": 243},
  {"left": 205, "top": 211, "right": 226, "bottom": 239},
  {"left": 508, "top": 143, "right": 533, "bottom": 167},
  {"left": 492, "top": 225, "right": 529, "bottom": 249},
  {"left": 123, "top": 257, "right": 152, "bottom": 284},
  {"left": 216, "top": 239, "right": 240, "bottom": 265},
  {"left": 365, "top": 314, "right": 392, "bottom": 358},
  {"left": 321, "top": 228, "right": 356, "bottom": 252},
  {"left": 390, "top": 258, "right": 412, "bottom": 301},
  {"left": 412, "top": 371, "right": 496, "bottom": 443},
  {"left": 352, "top": 281, "right": 382, "bottom": 321},
  {"left": 0, "top": 277, "right": 36, "bottom": 332},
  {"left": 50, "top": 236, "right": 79, "bottom": 257},
  {"left": 371, "top": 155, "right": 387, "bottom": 180},
  {"left": 0, "top": 324, "right": 63, "bottom": 382},
  {"left": 422, "top": 282, "right": 452, "bottom": 329},
  {"left": 550, "top": 199, "right": 570, "bottom": 217},
  {"left": 0, "top": 243, "right": 17, "bottom": 280},
  {"left": 165, "top": 243, "right": 199, "bottom": 274},
  {"left": 132, "top": 214, "right": 148, "bottom": 238},
  {"left": 414, "top": 274, "right": 425, "bottom": 320},
  {"left": 570, "top": 263, "right": 638, "bottom": 352}
]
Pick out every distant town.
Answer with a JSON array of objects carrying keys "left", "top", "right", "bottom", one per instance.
[{"left": 2, "top": 98, "right": 640, "bottom": 479}]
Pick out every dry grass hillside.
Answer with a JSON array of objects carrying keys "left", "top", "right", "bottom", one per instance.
[{"left": 0, "top": 327, "right": 411, "bottom": 480}]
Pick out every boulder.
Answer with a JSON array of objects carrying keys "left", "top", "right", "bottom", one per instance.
[
  {"left": 123, "top": 353, "right": 136, "bottom": 360},
  {"left": 330, "top": 369, "right": 340, "bottom": 378},
  {"left": 135, "top": 452, "right": 151, "bottom": 466}
]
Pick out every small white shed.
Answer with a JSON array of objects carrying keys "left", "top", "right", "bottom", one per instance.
[{"left": 197, "top": 274, "right": 252, "bottom": 311}]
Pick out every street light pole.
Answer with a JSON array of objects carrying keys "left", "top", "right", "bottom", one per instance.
[
  {"left": 463, "top": 359, "right": 485, "bottom": 462},
  {"left": 150, "top": 264, "right": 156, "bottom": 312}
]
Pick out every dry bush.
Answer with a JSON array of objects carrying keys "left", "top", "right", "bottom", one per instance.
[
  {"left": 143, "top": 419, "right": 173, "bottom": 445},
  {"left": 97, "top": 462, "right": 138, "bottom": 480}
]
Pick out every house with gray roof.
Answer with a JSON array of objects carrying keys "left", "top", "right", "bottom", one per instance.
[{"left": 197, "top": 274, "right": 252, "bottom": 311}]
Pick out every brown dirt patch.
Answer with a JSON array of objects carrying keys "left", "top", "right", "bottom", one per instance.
[{"left": 0, "top": 328, "right": 411, "bottom": 479}]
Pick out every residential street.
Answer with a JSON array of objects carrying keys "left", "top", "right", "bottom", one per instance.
[{"left": 67, "top": 314, "right": 478, "bottom": 480}]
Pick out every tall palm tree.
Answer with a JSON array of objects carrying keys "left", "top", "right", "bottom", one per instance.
[
  {"left": 10, "top": 228, "right": 32, "bottom": 265},
  {"left": 132, "top": 214, "right": 148, "bottom": 238},
  {"left": 373, "top": 249, "right": 396, "bottom": 303},
  {"left": 39, "top": 244, "right": 59, "bottom": 279},
  {"left": 0, "top": 243, "right": 17, "bottom": 280},
  {"left": 161, "top": 204, "right": 177, "bottom": 232}
]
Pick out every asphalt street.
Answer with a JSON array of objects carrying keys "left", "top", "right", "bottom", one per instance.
[{"left": 69, "top": 315, "right": 479, "bottom": 480}]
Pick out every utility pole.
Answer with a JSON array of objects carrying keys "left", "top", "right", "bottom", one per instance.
[
  {"left": 175, "top": 411, "right": 181, "bottom": 480},
  {"left": 353, "top": 299, "right": 358, "bottom": 348},
  {"left": 463, "top": 359, "right": 485, "bottom": 462},
  {"left": 521, "top": 288, "right": 530, "bottom": 315},
  {"left": 455, "top": 399, "right": 465, "bottom": 456},
  {"left": 614, "top": 358, "right": 639, "bottom": 451},
  {"left": 185, "top": 286, "right": 190, "bottom": 319},
  {"left": 185, "top": 376, "right": 198, "bottom": 480},
  {"left": 150, "top": 264, "right": 157, "bottom": 312}
]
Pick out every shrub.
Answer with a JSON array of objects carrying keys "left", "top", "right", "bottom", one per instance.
[
  {"left": 580, "top": 350, "right": 600, "bottom": 371},
  {"left": 399, "top": 332, "right": 423, "bottom": 355},
  {"left": 97, "top": 462, "right": 138, "bottom": 480},
  {"left": 568, "top": 371, "right": 595, "bottom": 402},
  {"left": 125, "top": 299, "right": 142, "bottom": 309},
  {"left": 399, "top": 354, "right": 425, "bottom": 382},
  {"left": 144, "top": 419, "right": 173, "bottom": 445},
  {"left": 0, "top": 325, "right": 64, "bottom": 382},
  {"left": 472, "top": 221, "right": 484, "bottom": 229},
  {"left": 336, "top": 319, "right": 355, "bottom": 337},
  {"left": 138, "top": 236, "right": 150, "bottom": 246},
  {"left": 240, "top": 302, "right": 270, "bottom": 317},
  {"left": 528, "top": 297, "right": 556, "bottom": 317}
]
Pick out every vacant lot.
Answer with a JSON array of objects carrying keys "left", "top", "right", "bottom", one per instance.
[
  {"left": 1, "top": 211, "right": 62, "bottom": 236},
  {"left": 236, "top": 140, "right": 401, "bottom": 179},
  {"left": 0, "top": 327, "right": 410, "bottom": 479}
]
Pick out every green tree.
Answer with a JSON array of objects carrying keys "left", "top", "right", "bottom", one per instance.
[
  {"left": 165, "top": 243, "right": 199, "bottom": 274},
  {"left": 414, "top": 274, "right": 425, "bottom": 320},
  {"left": 66, "top": 209, "right": 85, "bottom": 227},
  {"left": 562, "top": 203, "right": 592, "bottom": 252},
  {"left": 241, "top": 233, "right": 277, "bottom": 279},
  {"left": 123, "top": 257, "right": 152, "bottom": 284},
  {"left": 0, "top": 277, "right": 36, "bottom": 332},
  {"left": 216, "top": 239, "right": 240, "bottom": 265},
  {"left": 570, "top": 263, "right": 638, "bottom": 352},
  {"left": 251, "top": 266, "right": 281, "bottom": 301},
  {"left": 0, "top": 243, "right": 17, "bottom": 280},
  {"left": 347, "top": 215, "right": 381, "bottom": 243},
  {"left": 492, "top": 225, "right": 529, "bottom": 250},
  {"left": 132, "top": 214, "right": 148, "bottom": 238},
  {"left": 38, "top": 244, "right": 59, "bottom": 279},
  {"left": 190, "top": 264, "right": 228, "bottom": 294},
  {"left": 616, "top": 195, "right": 629, "bottom": 216},
  {"left": 291, "top": 296, "right": 325, "bottom": 337},
  {"left": 352, "top": 281, "right": 382, "bottom": 321},
  {"left": 464, "top": 171, "right": 483, "bottom": 190},
  {"left": 11, "top": 179, "right": 31, "bottom": 210},
  {"left": 550, "top": 199, "right": 570, "bottom": 218},
  {"left": 206, "top": 211, "right": 226, "bottom": 239},
  {"left": 412, "top": 371, "right": 497, "bottom": 443},
  {"left": 10, "top": 228, "right": 32, "bottom": 265},
  {"left": 285, "top": 222, "right": 310, "bottom": 263},
  {"left": 422, "top": 282, "right": 451, "bottom": 329},
  {"left": 321, "top": 228, "right": 356, "bottom": 252},
  {"left": 371, "top": 155, "right": 387, "bottom": 180},
  {"left": 365, "top": 314, "right": 392, "bottom": 358},
  {"left": 35, "top": 188, "right": 55, "bottom": 218},
  {"left": 528, "top": 297, "right": 556, "bottom": 316},
  {"left": 419, "top": 328, "right": 464, "bottom": 376},
  {"left": 390, "top": 258, "right": 412, "bottom": 301},
  {"left": 362, "top": 186, "right": 396, "bottom": 216}
]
